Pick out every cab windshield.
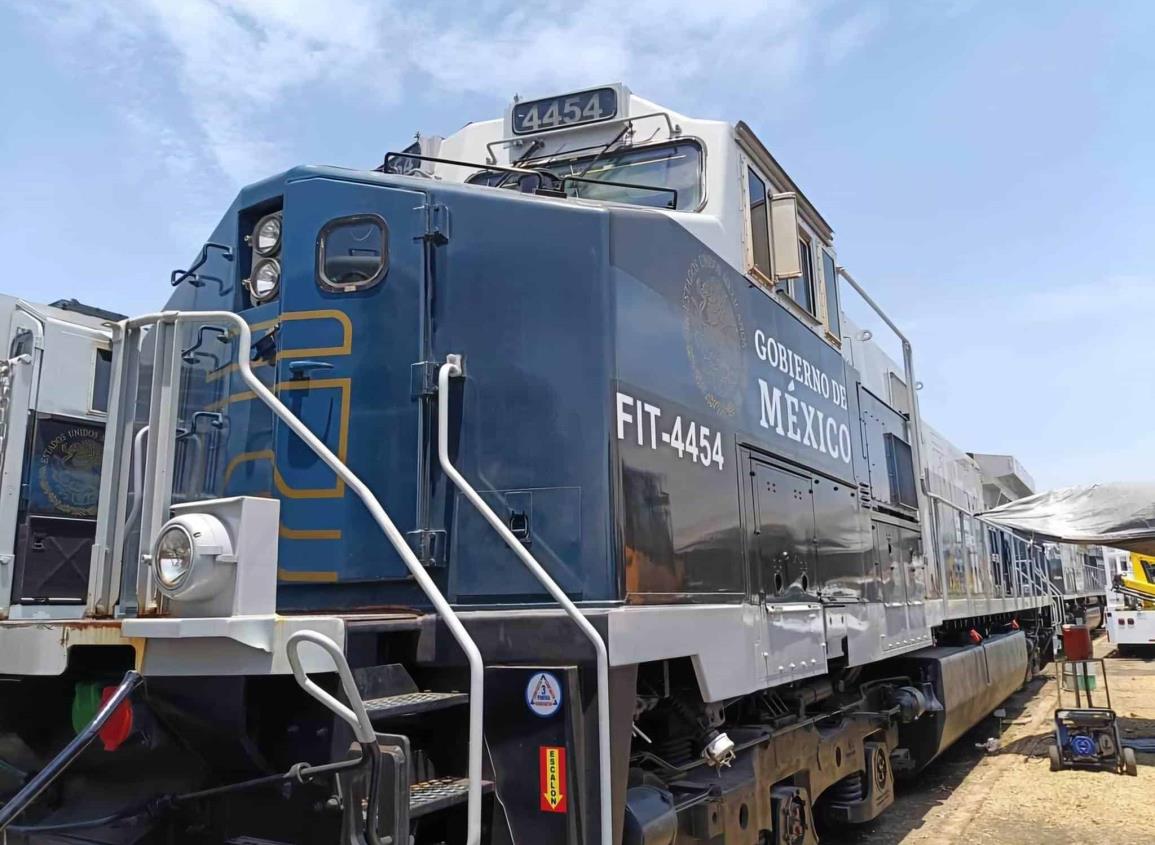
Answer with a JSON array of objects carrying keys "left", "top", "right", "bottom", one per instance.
[{"left": 468, "top": 140, "right": 703, "bottom": 212}]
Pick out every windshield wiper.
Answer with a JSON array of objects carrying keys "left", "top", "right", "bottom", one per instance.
[
  {"left": 576, "top": 122, "right": 633, "bottom": 179},
  {"left": 491, "top": 140, "right": 547, "bottom": 189},
  {"left": 515, "top": 139, "right": 546, "bottom": 165}
]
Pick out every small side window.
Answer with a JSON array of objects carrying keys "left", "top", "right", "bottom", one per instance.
[
  {"left": 91, "top": 348, "right": 112, "bottom": 414},
  {"left": 795, "top": 237, "right": 815, "bottom": 314},
  {"left": 746, "top": 168, "right": 772, "bottom": 280},
  {"left": 822, "top": 250, "right": 841, "bottom": 339},
  {"left": 884, "top": 432, "right": 917, "bottom": 509},
  {"left": 317, "top": 215, "right": 389, "bottom": 292},
  {"left": 10, "top": 329, "right": 33, "bottom": 359}
]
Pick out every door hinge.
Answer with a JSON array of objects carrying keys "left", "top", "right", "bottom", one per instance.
[
  {"left": 417, "top": 203, "right": 450, "bottom": 245},
  {"left": 406, "top": 529, "right": 446, "bottom": 568},
  {"left": 410, "top": 361, "right": 442, "bottom": 398}
]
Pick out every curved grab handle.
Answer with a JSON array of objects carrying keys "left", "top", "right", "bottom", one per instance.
[{"left": 286, "top": 631, "right": 376, "bottom": 745}]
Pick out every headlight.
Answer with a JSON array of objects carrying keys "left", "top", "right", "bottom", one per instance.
[
  {"left": 248, "top": 258, "right": 281, "bottom": 303},
  {"left": 154, "top": 525, "right": 194, "bottom": 590},
  {"left": 150, "top": 513, "right": 234, "bottom": 601},
  {"left": 252, "top": 213, "right": 282, "bottom": 256}
]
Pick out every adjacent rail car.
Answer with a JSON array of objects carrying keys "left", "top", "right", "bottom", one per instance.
[{"left": 0, "top": 85, "right": 1104, "bottom": 844}]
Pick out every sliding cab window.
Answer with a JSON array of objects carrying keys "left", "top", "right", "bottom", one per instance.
[
  {"left": 746, "top": 168, "right": 772, "bottom": 281},
  {"left": 821, "top": 249, "right": 841, "bottom": 339}
]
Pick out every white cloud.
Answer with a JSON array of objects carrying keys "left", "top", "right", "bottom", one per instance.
[
  {"left": 826, "top": 5, "right": 885, "bottom": 66},
  {"left": 404, "top": 0, "right": 820, "bottom": 102},
  {"left": 17, "top": 0, "right": 881, "bottom": 186}
]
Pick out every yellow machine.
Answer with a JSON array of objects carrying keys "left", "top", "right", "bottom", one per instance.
[
  {"left": 1107, "top": 551, "right": 1155, "bottom": 648},
  {"left": 1116, "top": 553, "right": 1155, "bottom": 603}
]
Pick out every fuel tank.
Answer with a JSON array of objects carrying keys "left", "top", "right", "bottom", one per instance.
[{"left": 892, "top": 631, "right": 1028, "bottom": 769}]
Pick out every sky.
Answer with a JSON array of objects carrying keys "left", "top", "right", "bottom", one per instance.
[{"left": 1, "top": 0, "right": 1151, "bottom": 491}]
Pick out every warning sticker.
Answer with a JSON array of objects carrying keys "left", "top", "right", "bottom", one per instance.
[
  {"left": 539, "top": 746, "right": 568, "bottom": 813},
  {"left": 525, "top": 671, "right": 562, "bottom": 718}
]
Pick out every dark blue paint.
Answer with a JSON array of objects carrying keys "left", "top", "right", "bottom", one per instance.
[{"left": 164, "top": 166, "right": 893, "bottom": 612}]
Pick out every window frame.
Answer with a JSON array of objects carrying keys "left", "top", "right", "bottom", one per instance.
[
  {"left": 744, "top": 166, "right": 774, "bottom": 285},
  {"left": 316, "top": 213, "right": 390, "bottom": 293},
  {"left": 90, "top": 345, "right": 112, "bottom": 415},
  {"left": 791, "top": 232, "right": 816, "bottom": 317},
  {"left": 820, "top": 248, "right": 842, "bottom": 344},
  {"left": 467, "top": 139, "right": 707, "bottom": 213},
  {"left": 740, "top": 158, "right": 833, "bottom": 331}
]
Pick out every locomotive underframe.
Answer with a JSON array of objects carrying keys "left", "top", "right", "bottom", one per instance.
[{"left": 0, "top": 607, "right": 1045, "bottom": 844}]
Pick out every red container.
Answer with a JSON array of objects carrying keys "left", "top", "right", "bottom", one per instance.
[{"left": 1062, "top": 624, "right": 1093, "bottom": 660}]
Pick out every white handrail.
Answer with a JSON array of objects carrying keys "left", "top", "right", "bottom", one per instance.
[
  {"left": 437, "top": 357, "right": 613, "bottom": 845},
  {"left": 127, "top": 312, "right": 486, "bottom": 845},
  {"left": 286, "top": 630, "right": 377, "bottom": 744},
  {"left": 1016, "top": 553, "right": 1065, "bottom": 648},
  {"left": 123, "top": 425, "right": 149, "bottom": 536}
]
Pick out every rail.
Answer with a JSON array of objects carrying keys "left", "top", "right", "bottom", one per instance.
[
  {"left": 436, "top": 357, "right": 613, "bottom": 845},
  {"left": 1013, "top": 553, "right": 1065, "bottom": 652},
  {"left": 837, "top": 267, "right": 938, "bottom": 612},
  {"left": 90, "top": 311, "right": 486, "bottom": 845}
]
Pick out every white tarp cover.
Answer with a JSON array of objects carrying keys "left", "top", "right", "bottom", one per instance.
[{"left": 980, "top": 482, "right": 1155, "bottom": 555}]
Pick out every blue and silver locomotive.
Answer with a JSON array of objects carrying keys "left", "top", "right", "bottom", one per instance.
[{"left": 0, "top": 85, "right": 1104, "bottom": 844}]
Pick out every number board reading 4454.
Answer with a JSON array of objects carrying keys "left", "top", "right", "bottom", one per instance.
[{"left": 511, "top": 88, "right": 618, "bottom": 135}]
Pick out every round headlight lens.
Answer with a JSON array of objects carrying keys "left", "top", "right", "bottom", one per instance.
[
  {"left": 154, "top": 525, "right": 194, "bottom": 590},
  {"left": 253, "top": 213, "right": 282, "bottom": 256},
  {"left": 249, "top": 258, "right": 281, "bottom": 302}
]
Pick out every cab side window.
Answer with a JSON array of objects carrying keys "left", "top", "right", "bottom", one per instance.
[
  {"left": 317, "top": 215, "right": 389, "bottom": 292},
  {"left": 822, "top": 250, "right": 841, "bottom": 339},
  {"left": 793, "top": 235, "right": 815, "bottom": 315},
  {"left": 91, "top": 348, "right": 112, "bottom": 414},
  {"left": 746, "top": 168, "right": 772, "bottom": 280},
  {"left": 743, "top": 163, "right": 827, "bottom": 327}
]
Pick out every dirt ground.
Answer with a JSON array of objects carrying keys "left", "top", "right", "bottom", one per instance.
[{"left": 823, "top": 633, "right": 1155, "bottom": 844}]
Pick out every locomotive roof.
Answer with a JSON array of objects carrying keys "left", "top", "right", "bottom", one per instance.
[{"left": 399, "top": 84, "right": 833, "bottom": 241}]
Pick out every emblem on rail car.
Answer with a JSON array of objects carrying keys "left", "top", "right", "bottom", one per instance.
[
  {"left": 681, "top": 253, "right": 747, "bottom": 417},
  {"left": 37, "top": 424, "right": 104, "bottom": 517}
]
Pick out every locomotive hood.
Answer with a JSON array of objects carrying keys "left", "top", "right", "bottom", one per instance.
[{"left": 982, "top": 482, "right": 1155, "bottom": 555}]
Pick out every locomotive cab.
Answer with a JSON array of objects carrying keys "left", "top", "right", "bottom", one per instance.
[{"left": 403, "top": 84, "right": 845, "bottom": 351}]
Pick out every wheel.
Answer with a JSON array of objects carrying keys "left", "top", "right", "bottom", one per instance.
[
  {"left": 1123, "top": 746, "right": 1138, "bottom": 776},
  {"left": 1049, "top": 744, "right": 1063, "bottom": 772},
  {"left": 1023, "top": 648, "right": 1042, "bottom": 687}
]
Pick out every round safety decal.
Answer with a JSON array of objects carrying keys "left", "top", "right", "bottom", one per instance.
[{"left": 526, "top": 671, "right": 563, "bottom": 718}]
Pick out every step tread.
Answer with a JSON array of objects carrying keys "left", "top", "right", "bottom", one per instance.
[
  {"left": 362, "top": 690, "right": 469, "bottom": 719},
  {"left": 409, "top": 776, "right": 494, "bottom": 818}
]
